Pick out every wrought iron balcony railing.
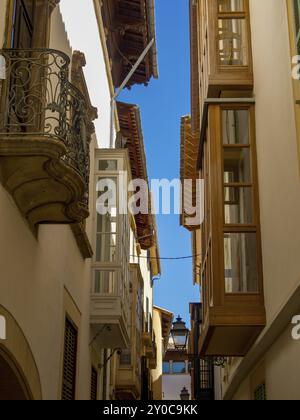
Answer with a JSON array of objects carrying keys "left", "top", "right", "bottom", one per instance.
[{"left": 0, "top": 48, "right": 90, "bottom": 208}]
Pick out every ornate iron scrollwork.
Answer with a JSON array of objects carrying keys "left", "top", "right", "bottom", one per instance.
[{"left": 0, "top": 48, "right": 90, "bottom": 209}]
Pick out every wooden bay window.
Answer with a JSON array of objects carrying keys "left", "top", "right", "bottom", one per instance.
[
  {"left": 195, "top": 0, "right": 253, "bottom": 101},
  {"left": 199, "top": 103, "right": 266, "bottom": 357}
]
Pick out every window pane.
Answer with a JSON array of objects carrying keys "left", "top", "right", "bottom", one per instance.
[
  {"left": 224, "top": 187, "right": 253, "bottom": 224},
  {"left": 224, "top": 147, "right": 252, "bottom": 183},
  {"left": 120, "top": 349, "right": 131, "bottom": 366},
  {"left": 218, "top": 19, "right": 248, "bottom": 65},
  {"left": 94, "top": 270, "right": 116, "bottom": 294},
  {"left": 163, "top": 362, "right": 170, "bottom": 374},
  {"left": 294, "top": 0, "right": 300, "bottom": 34},
  {"left": 97, "top": 213, "right": 117, "bottom": 234},
  {"left": 218, "top": 0, "right": 245, "bottom": 12},
  {"left": 172, "top": 362, "right": 186, "bottom": 374},
  {"left": 224, "top": 233, "right": 259, "bottom": 293},
  {"left": 96, "top": 233, "right": 117, "bottom": 262},
  {"left": 98, "top": 160, "right": 118, "bottom": 171},
  {"left": 222, "top": 110, "right": 249, "bottom": 145},
  {"left": 96, "top": 177, "right": 117, "bottom": 213}
]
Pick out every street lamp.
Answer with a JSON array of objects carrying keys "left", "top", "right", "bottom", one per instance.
[
  {"left": 180, "top": 387, "right": 190, "bottom": 401},
  {"left": 170, "top": 316, "right": 189, "bottom": 350},
  {"left": 170, "top": 315, "right": 226, "bottom": 368}
]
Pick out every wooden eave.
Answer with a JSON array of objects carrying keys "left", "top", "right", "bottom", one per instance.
[
  {"left": 149, "top": 208, "right": 161, "bottom": 276},
  {"left": 101, "top": 0, "right": 158, "bottom": 89},
  {"left": 117, "top": 101, "right": 154, "bottom": 249},
  {"left": 180, "top": 115, "right": 200, "bottom": 231},
  {"left": 153, "top": 306, "right": 173, "bottom": 350},
  {"left": 192, "top": 231, "right": 201, "bottom": 285}
]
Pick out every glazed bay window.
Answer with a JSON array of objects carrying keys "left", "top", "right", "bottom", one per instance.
[
  {"left": 199, "top": 103, "right": 266, "bottom": 357},
  {"left": 222, "top": 108, "right": 259, "bottom": 293},
  {"left": 218, "top": 0, "right": 249, "bottom": 66},
  {"left": 90, "top": 150, "right": 131, "bottom": 350},
  {"left": 93, "top": 270, "right": 116, "bottom": 294},
  {"left": 195, "top": 0, "right": 253, "bottom": 99},
  {"left": 95, "top": 204, "right": 117, "bottom": 263},
  {"left": 224, "top": 232, "right": 259, "bottom": 293}
]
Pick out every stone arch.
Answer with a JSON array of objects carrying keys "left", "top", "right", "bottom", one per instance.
[{"left": 0, "top": 305, "right": 42, "bottom": 400}]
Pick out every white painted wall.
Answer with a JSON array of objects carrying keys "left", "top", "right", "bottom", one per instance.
[
  {"left": 162, "top": 374, "right": 191, "bottom": 401},
  {"left": 140, "top": 250, "right": 154, "bottom": 322},
  {"left": 249, "top": 0, "right": 300, "bottom": 324},
  {"left": 152, "top": 308, "right": 163, "bottom": 400},
  {"left": 0, "top": 186, "right": 92, "bottom": 399},
  {"left": 224, "top": 0, "right": 300, "bottom": 400},
  {"left": 0, "top": 2, "right": 108, "bottom": 400},
  {"left": 59, "top": 0, "right": 114, "bottom": 148}
]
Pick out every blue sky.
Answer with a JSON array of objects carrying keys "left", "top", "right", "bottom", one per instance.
[{"left": 120, "top": 0, "right": 199, "bottom": 326}]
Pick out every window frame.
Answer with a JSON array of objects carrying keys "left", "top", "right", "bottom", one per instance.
[
  {"left": 220, "top": 105, "right": 262, "bottom": 295},
  {"left": 216, "top": 0, "right": 251, "bottom": 68},
  {"left": 201, "top": 103, "right": 264, "bottom": 316}
]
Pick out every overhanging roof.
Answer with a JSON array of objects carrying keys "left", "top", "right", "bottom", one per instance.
[
  {"left": 180, "top": 115, "right": 200, "bottom": 231},
  {"left": 153, "top": 306, "right": 173, "bottom": 349},
  {"left": 101, "top": 0, "right": 158, "bottom": 89},
  {"left": 117, "top": 102, "right": 155, "bottom": 250},
  {"left": 150, "top": 208, "right": 161, "bottom": 276}
]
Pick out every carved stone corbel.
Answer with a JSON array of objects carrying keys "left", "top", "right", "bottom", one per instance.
[
  {"left": 71, "top": 51, "right": 98, "bottom": 142},
  {"left": 48, "top": 0, "right": 60, "bottom": 14}
]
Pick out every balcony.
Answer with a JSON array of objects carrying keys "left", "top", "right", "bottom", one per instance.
[
  {"left": 142, "top": 313, "right": 157, "bottom": 368},
  {"left": 142, "top": 312, "right": 153, "bottom": 349},
  {"left": 115, "top": 264, "right": 143, "bottom": 399},
  {"left": 149, "top": 337, "right": 157, "bottom": 370},
  {"left": 115, "top": 349, "right": 142, "bottom": 400},
  {"left": 101, "top": 0, "right": 158, "bottom": 89},
  {"left": 90, "top": 268, "right": 130, "bottom": 349},
  {"left": 115, "top": 371, "right": 141, "bottom": 400},
  {"left": 0, "top": 49, "right": 90, "bottom": 227},
  {"left": 90, "top": 150, "right": 132, "bottom": 349}
]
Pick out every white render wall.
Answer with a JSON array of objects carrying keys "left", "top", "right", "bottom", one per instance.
[
  {"left": 249, "top": 0, "right": 300, "bottom": 325},
  {"left": 0, "top": 188, "right": 92, "bottom": 399},
  {"left": 162, "top": 374, "right": 191, "bottom": 401},
  {"left": 0, "top": 1, "right": 113, "bottom": 400},
  {"left": 223, "top": 0, "right": 300, "bottom": 400},
  {"left": 140, "top": 250, "right": 154, "bottom": 320},
  {"left": 59, "top": 0, "right": 114, "bottom": 148},
  {"left": 152, "top": 308, "right": 163, "bottom": 400}
]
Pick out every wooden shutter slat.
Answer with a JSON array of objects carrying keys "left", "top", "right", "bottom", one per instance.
[{"left": 61, "top": 318, "right": 78, "bottom": 400}]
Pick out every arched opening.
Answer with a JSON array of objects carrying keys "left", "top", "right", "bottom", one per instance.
[
  {"left": 0, "top": 350, "right": 31, "bottom": 400},
  {"left": 0, "top": 305, "right": 42, "bottom": 400}
]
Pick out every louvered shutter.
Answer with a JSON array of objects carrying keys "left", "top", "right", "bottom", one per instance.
[
  {"left": 254, "top": 384, "right": 267, "bottom": 401},
  {"left": 61, "top": 318, "right": 78, "bottom": 400},
  {"left": 90, "top": 368, "right": 98, "bottom": 401}
]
